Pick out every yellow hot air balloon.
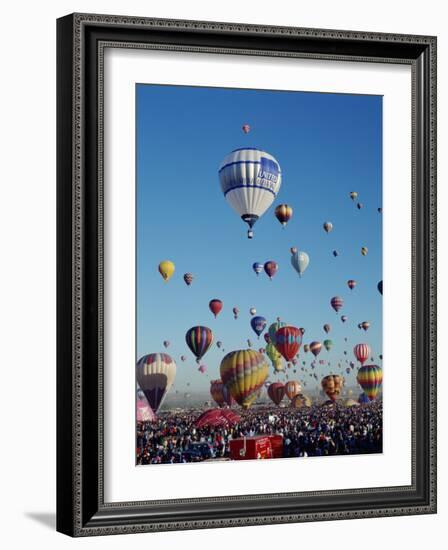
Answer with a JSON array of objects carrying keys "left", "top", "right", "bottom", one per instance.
[
  {"left": 220, "top": 350, "right": 269, "bottom": 409},
  {"left": 158, "top": 260, "right": 175, "bottom": 281},
  {"left": 266, "top": 342, "right": 283, "bottom": 371}
]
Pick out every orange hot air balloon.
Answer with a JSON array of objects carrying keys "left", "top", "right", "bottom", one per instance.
[
  {"left": 284, "top": 380, "right": 302, "bottom": 400},
  {"left": 321, "top": 374, "right": 344, "bottom": 402}
]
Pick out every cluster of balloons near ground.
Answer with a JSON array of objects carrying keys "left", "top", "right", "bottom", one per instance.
[{"left": 136, "top": 317, "right": 383, "bottom": 413}]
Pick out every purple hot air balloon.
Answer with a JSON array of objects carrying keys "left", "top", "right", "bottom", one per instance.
[
  {"left": 264, "top": 261, "right": 278, "bottom": 280},
  {"left": 330, "top": 296, "right": 344, "bottom": 313},
  {"left": 251, "top": 315, "right": 267, "bottom": 338}
]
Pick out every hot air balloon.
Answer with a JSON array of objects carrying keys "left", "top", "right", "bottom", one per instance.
[
  {"left": 333, "top": 250, "right": 339, "bottom": 257},
  {"left": 353, "top": 343, "right": 371, "bottom": 365},
  {"left": 163, "top": 340, "right": 170, "bottom": 348},
  {"left": 275, "top": 204, "right": 293, "bottom": 227},
  {"left": 222, "top": 384, "right": 236, "bottom": 407},
  {"left": 290, "top": 246, "right": 298, "bottom": 255},
  {"left": 361, "top": 247, "right": 368, "bottom": 256},
  {"left": 268, "top": 320, "right": 286, "bottom": 346},
  {"left": 249, "top": 307, "right": 257, "bottom": 316},
  {"left": 323, "top": 221, "right": 333, "bottom": 233},
  {"left": 303, "top": 344, "right": 310, "bottom": 353},
  {"left": 219, "top": 148, "right": 282, "bottom": 238},
  {"left": 323, "top": 324, "right": 331, "bottom": 334},
  {"left": 349, "top": 191, "right": 358, "bottom": 201},
  {"left": 378, "top": 207, "right": 383, "bottom": 214},
  {"left": 180, "top": 355, "right": 187, "bottom": 362},
  {"left": 361, "top": 321, "right": 370, "bottom": 331},
  {"left": 331, "top": 296, "right": 344, "bottom": 313},
  {"left": 274, "top": 326, "right": 302, "bottom": 362},
  {"left": 357, "top": 202, "right": 363, "bottom": 210},
  {"left": 183, "top": 272, "right": 193, "bottom": 286},
  {"left": 198, "top": 364, "right": 207, "bottom": 374},
  {"left": 284, "top": 380, "right": 302, "bottom": 400},
  {"left": 216, "top": 341, "right": 223, "bottom": 349},
  {"left": 321, "top": 374, "right": 344, "bottom": 402},
  {"left": 233, "top": 307, "right": 239, "bottom": 319},
  {"left": 357, "top": 364, "right": 383, "bottom": 400},
  {"left": 251, "top": 315, "right": 267, "bottom": 338},
  {"left": 252, "top": 262, "right": 263, "bottom": 276},
  {"left": 247, "top": 339, "right": 252, "bottom": 348},
  {"left": 242, "top": 123, "right": 250, "bottom": 134},
  {"left": 291, "top": 393, "right": 311, "bottom": 408},
  {"left": 185, "top": 326, "right": 213, "bottom": 363},
  {"left": 267, "top": 382, "right": 285, "bottom": 405},
  {"left": 323, "top": 339, "right": 333, "bottom": 352},
  {"left": 341, "top": 315, "right": 348, "bottom": 323},
  {"left": 209, "top": 299, "right": 223, "bottom": 318},
  {"left": 299, "top": 327, "right": 305, "bottom": 335},
  {"left": 291, "top": 250, "right": 309, "bottom": 277},
  {"left": 264, "top": 261, "right": 278, "bottom": 280},
  {"left": 220, "top": 349, "right": 269, "bottom": 409},
  {"left": 194, "top": 408, "right": 241, "bottom": 428},
  {"left": 309, "top": 341, "right": 322, "bottom": 357},
  {"left": 347, "top": 279, "right": 356, "bottom": 290},
  {"left": 263, "top": 333, "right": 270, "bottom": 344},
  {"left": 136, "top": 353, "right": 176, "bottom": 412},
  {"left": 158, "top": 260, "right": 175, "bottom": 282},
  {"left": 377, "top": 280, "right": 383, "bottom": 295},
  {"left": 266, "top": 342, "right": 282, "bottom": 369},
  {"left": 210, "top": 380, "right": 227, "bottom": 407}
]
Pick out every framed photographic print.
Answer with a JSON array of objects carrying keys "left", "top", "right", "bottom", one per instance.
[{"left": 57, "top": 13, "right": 437, "bottom": 536}]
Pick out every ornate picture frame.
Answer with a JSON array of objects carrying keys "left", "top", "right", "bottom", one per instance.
[{"left": 57, "top": 13, "right": 437, "bottom": 536}]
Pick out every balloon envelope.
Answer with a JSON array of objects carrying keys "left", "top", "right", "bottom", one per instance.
[
  {"left": 267, "top": 382, "right": 285, "bottom": 405},
  {"left": 220, "top": 349, "right": 269, "bottom": 409},
  {"left": 185, "top": 326, "right": 213, "bottom": 362},
  {"left": 291, "top": 250, "right": 309, "bottom": 277},
  {"left": 158, "top": 260, "right": 175, "bottom": 282},
  {"left": 219, "top": 148, "right": 282, "bottom": 238},
  {"left": 357, "top": 364, "right": 383, "bottom": 400},
  {"left": 136, "top": 353, "right": 176, "bottom": 412}
]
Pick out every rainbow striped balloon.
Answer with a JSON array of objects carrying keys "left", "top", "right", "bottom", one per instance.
[
  {"left": 185, "top": 326, "right": 213, "bottom": 363},
  {"left": 220, "top": 349, "right": 269, "bottom": 409},
  {"left": 357, "top": 364, "right": 383, "bottom": 401}
]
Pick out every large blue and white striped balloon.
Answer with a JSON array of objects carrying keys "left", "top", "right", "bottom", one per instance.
[{"left": 219, "top": 147, "right": 282, "bottom": 238}]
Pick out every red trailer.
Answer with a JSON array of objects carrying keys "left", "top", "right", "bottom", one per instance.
[{"left": 229, "top": 434, "right": 284, "bottom": 460}]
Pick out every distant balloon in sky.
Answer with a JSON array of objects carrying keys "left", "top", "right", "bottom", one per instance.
[
  {"left": 251, "top": 316, "right": 267, "bottom": 338},
  {"left": 180, "top": 355, "right": 187, "bottom": 362},
  {"left": 183, "top": 272, "right": 194, "bottom": 286},
  {"left": 158, "top": 260, "right": 175, "bottom": 282},
  {"left": 377, "top": 280, "right": 383, "bottom": 295},
  {"left": 290, "top": 246, "right": 298, "bottom": 255},
  {"left": 250, "top": 307, "right": 257, "bottom": 316},
  {"left": 378, "top": 207, "right": 383, "bottom": 213},
  {"left": 341, "top": 315, "right": 348, "bottom": 323},
  {"left": 232, "top": 307, "right": 239, "bottom": 319},
  {"left": 163, "top": 340, "right": 170, "bottom": 348},
  {"left": 323, "top": 221, "right": 333, "bottom": 233},
  {"left": 361, "top": 321, "right": 370, "bottom": 331},
  {"left": 242, "top": 123, "right": 251, "bottom": 134},
  {"left": 185, "top": 326, "right": 213, "bottom": 363},
  {"left": 219, "top": 148, "right": 282, "bottom": 238},
  {"left": 331, "top": 296, "right": 344, "bottom": 313},
  {"left": 323, "top": 324, "right": 331, "bottom": 334},
  {"left": 332, "top": 250, "right": 339, "bottom": 257},
  {"left": 275, "top": 204, "right": 293, "bottom": 227},
  {"left": 361, "top": 247, "right": 368, "bottom": 256},
  {"left": 347, "top": 279, "right": 356, "bottom": 290},
  {"left": 357, "top": 202, "right": 363, "bottom": 210},
  {"left": 353, "top": 343, "right": 371, "bottom": 365},
  {"left": 264, "top": 261, "right": 278, "bottom": 280},
  {"left": 209, "top": 299, "right": 223, "bottom": 318},
  {"left": 291, "top": 250, "right": 309, "bottom": 277},
  {"left": 309, "top": 341, "right": 322, "bottom": 357},
  {"left": 252, "top": 262, "right": 263, "bottom": 276},
  {"left": 350, "top": 191, "right": 358, "bottom": 201}
]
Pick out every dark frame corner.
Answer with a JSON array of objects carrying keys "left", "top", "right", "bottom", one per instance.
[{"left": 57, "top": 13, "right": 437, "bottom": 537}]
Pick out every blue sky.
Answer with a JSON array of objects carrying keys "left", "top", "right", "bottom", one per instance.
[{"left": 136, "top": 84, "right": 382, "bottom": 394}]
